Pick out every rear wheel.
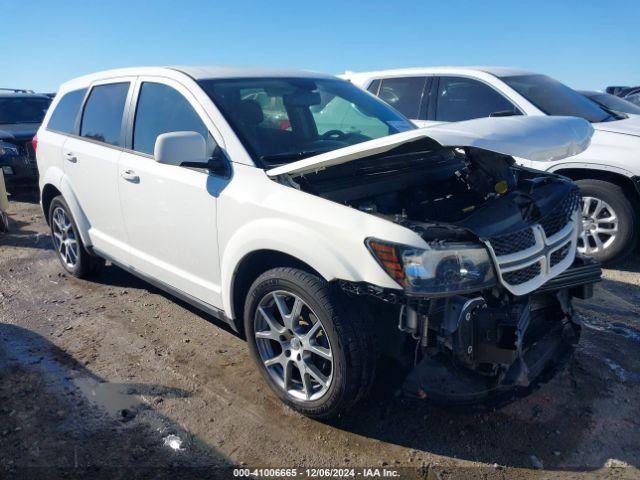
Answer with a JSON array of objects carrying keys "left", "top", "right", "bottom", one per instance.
[
  {"left": 575, "top": 179, "right": 638, "bottom": 264},
  {"left": 49, "top": 196, "right": 103, "bottom": 278},
  {"left": 244, "top": 267, "right": 375, "bottom": 419}
]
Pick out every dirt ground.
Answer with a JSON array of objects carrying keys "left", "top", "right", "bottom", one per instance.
[{"left": 1, "top": 191, "right": 639, "bottom": 480}]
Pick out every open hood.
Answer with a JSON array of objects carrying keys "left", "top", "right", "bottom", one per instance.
[{"left": 266, "top": 116, "right": 593, "bottom": 178}]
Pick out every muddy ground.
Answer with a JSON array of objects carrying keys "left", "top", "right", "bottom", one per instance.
[{"left": 1, "top": 191, "right": 639, "bottom": 479}]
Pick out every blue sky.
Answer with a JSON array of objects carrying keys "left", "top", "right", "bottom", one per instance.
[{"left": 2, "top": 0, "right": 638, "bottom": 92}]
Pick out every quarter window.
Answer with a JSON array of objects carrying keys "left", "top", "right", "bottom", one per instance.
[
  {"left": 80, "top": 83, "right": 130, "bottom": 146},
  {"left": 436, "top": 76, "right": 519, "bottom": 122},
  {"left": 377, "top": 77, "right": 426, "bottom": 118},
  {"left": 133, "top": 82, "right": 211, "bottom": 156},
  {"left": 366, "top": 79, "right": 381, "bottom": 96},
  {"left": 48, "top": 89, "right": 86, "bottom": 134}
]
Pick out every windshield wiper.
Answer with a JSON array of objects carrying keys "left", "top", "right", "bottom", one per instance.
[{"left": 259, "top": 150, "right": 330, "bottom": 163}]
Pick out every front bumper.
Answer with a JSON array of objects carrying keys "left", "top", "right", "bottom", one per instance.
[{"left": 400, "top": 256, "right": 601, "bottom": 405}]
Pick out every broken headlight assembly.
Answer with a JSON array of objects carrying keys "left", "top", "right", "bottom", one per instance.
[{"left": 366, "top": 238, "right": 497, "bottom": 296}]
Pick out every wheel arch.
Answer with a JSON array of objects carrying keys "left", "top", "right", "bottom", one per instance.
[
  {"left": 229, "top": 249, "right": 321, "bottom": 337},
  {"left": 40, "top": 168, "right": 92, "bottom": 246},
  {"left": 41, "top": 184, "right": 62, "bottom": 225},
  {"left": 552, "top": 166, "right": 640, "bottom": 208}
]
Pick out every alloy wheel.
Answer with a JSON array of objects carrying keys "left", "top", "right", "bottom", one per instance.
[
  {"left": 51, "top": 207, "right": 79, "bottom": 269},
  {"left": 578, "top": 196, "right": 619, "bottom": 255},
  {"left": 254, "top": 290, "right": 333, "bottom": 402}
]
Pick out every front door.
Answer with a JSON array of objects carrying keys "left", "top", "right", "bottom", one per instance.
[{"left": 118, "top": 79, "right": 227, "bottom": 307}]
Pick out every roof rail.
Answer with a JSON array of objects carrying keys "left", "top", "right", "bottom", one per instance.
[{"left": 0, "top": 88, "right": 35, "bottom": 94}]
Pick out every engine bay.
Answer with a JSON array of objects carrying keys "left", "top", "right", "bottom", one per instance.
[{"left": 295, "top": 143, "right": 575, "bottom": 243}]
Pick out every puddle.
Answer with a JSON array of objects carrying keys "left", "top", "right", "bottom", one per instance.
[
  {"left": 603, "top": 358, "right": 629, "bottom": 382},
  {"left": 73, "top": 377, "right": 142, "bottom": 418},
  {"left": 163, "top": 434, "right": 184, "bottom": 451},
  {"left": 582, "top": 318, "right": 640, "bottom": 343}
]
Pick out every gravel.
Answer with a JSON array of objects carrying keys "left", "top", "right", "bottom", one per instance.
[{"left": 1, "top": 192, "right": 640, "bottom": 478}]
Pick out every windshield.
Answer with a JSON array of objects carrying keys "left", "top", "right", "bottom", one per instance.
[
  {"left": 0, "top": 97, "right": 51, "bottom": 124},
  {"left": 198, "top": 77, "right": 415, "bottom": 167},
  {"left": 586, "top": 93, "right": 640, "bottom": 116},
  {"left": 501, "top": 74, "right": 615, "bottom": 123}
]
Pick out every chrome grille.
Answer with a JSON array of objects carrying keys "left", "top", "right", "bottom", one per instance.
[
  {"left": 550, "top": 243, "right": 571, "bottom": 267},
  {"left": 490, "top": 228, "right": 536, "bottom": 256},
  {"left": 484, "top": 189, "right": 581, "bottom": 296},
  {"left": 503, "top": 262, "right": 541, "bottom": 285},
  {"left": 540, "top": 188, "right": 581, "bottom": 238}
]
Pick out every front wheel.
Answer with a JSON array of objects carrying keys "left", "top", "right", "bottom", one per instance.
[
  {"left": 244, "top": 267, "right": 375, "bottom": 419},
  {"left": 575, "top": 179, "right": 638, "bottom": 264}
]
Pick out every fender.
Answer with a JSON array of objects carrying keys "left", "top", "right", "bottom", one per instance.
[
  {"left": 220, "top": 217, "right": 396, "bottom": 319},
  {"left": 546, "top": 161, "right": 635, "bottom": 178},
  {"left": 40, "top": 167, "right": 92, "bottom": 247}
]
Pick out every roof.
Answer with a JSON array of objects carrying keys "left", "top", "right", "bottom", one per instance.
[
  {"left": 343, "top": 66, "right": 536, "bottom": 83},
  {"left": 57, "top": 65, "right": 337, "bottom": 93},
  {"left": 173, "top": 65, "right": 335, "bottom": 80},
  {"left": 578, "top": 90, "right": 602, "bottom": 96},
  {"left": 0, "top": 91, "right": 51, "bottom": 99}
]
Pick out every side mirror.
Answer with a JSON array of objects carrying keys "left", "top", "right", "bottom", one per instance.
[{"left": 154, "top": 131, "right": 207, "bottom": 167}]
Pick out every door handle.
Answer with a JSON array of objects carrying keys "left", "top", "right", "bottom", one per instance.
[
  {"left": 64, "top": 152, "right": 77, "bottom": 163},
  {"left": 121, "top": 169, "right": 140, "bottom": 183}
]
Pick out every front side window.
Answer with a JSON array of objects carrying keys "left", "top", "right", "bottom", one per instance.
[
  {"left": 436, "top": 76, "right": 519, "bottom": 122},
  {"left": 501, "top": 74, "right": 614, "bottom": 123},
  {"left": 378, "top": 77, "right": 426, "bottom": 118},
  {"left": 198, "top": 77, "right": 415, "bottom": 167},
  {"left": 80, "top": 83, "right": 130, "bottom": 146},
  {"left": 133, "top": 82, "right": 211, "bottom": 156},
  {"left": 0, "top": 97, "right": 51, "bottom": 124},
  {"left": 47, "top": 89, "right": 86, "bottom": 134}
]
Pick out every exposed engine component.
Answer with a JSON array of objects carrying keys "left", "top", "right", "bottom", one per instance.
[{"left": 303, "top": 143, "right": 598, "bottom": 405}]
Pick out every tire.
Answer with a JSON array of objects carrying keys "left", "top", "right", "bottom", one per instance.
[
  {"left": 244, "top": 267, "right": 376, "bottom": 419},
  {"left": 575, "top": 179, "right": 638, "bottom": 264},
  {"left": 48, "top": 196, "right": 102, "bottom": 278}
]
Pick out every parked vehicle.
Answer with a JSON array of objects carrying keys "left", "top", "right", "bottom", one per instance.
[
  {"left": 0, "top": 90, "right": 51, "bottom": 191},
  {"left": 580, "top": 90, "right": 640, "bottom": 116},
  {"left": 37, "top": 67, "right": 600, "bottom": 418},
  {"left": 606, "top": 85, "right": 640, "bottom": 103},
  {"left": 617, "top": 87, "right": 640, "bottom": 108},
  {"left": 345, "top": 68, "right": 640, "bottom": 263}
]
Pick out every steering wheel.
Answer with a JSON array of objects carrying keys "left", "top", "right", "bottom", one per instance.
[{"left": 320, "top": 130, "right": 348, "bottom": 140}]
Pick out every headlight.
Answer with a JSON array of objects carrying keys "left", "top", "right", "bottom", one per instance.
[
  {"left": 366, "top": 238, "right": 497, "bottom": 295},
  {"left": 0, "top": 142, "right": 19, "bottom": 157}
]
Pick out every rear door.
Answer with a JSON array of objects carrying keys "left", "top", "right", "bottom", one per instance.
[
  {"left": 62, "top": 79, "right": 133, "bottom": 262},
  {"left": 117, "top": 77, "right": 227, "bottom": 307}
]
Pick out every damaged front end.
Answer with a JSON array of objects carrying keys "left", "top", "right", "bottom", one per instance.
[
  {"left": 346, "top": 149, "right": 601, "bottom": 403},
  {"left": 270, "top": 116, "right": 601, "bottom": 405},
  {"left": 396, "top": 258, "right": 597, "bottom": 404}
]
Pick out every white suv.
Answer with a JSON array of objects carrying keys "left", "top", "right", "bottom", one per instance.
[
  {"left": 37, "top": 66, "right": 600, "bottom": 418},
  {"left": 345, "top": 67, "right": 640, "bottom": 263}
]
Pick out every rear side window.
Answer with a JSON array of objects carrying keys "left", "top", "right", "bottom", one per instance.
[
  {"left": 133, "top": 82, "right": 210, "bottom": 156},
  {"left": 377, "top": 77, "right": 426, "bottom": 118},
  {"left": 436, "top": 76, "right": 518, "bottom": 122},
  {"left": 47, "top": 89, "right": 86, "bottom": 134},
  {"left": 80, "top": 83, "right": 129, "bottom": 146}
]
